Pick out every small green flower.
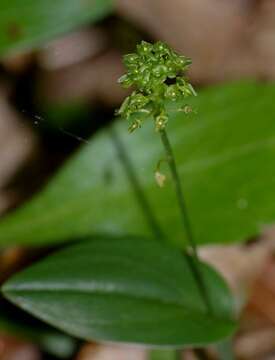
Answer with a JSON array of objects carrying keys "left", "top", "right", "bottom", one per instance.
[{"left": 116, "top": 41, "right": 195, "bottom": 132}]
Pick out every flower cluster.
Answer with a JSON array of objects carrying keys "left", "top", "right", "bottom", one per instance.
[{"left": 116, "top": 41, "right": 195, "bottom": 132}]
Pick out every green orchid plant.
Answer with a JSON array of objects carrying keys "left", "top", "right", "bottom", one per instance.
[
  {"left": 116, "top": 40, "right": 236, "bottom": 358},
  {"left": 116, "top": 40, "right": 209, "bottom": 303}
]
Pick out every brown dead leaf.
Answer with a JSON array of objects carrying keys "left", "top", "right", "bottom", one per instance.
[{"left": 0, "top": 335, "right": 40, "bottom": 360}]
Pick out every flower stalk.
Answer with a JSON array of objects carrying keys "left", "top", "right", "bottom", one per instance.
[
  {"left": 116, "top": 40, "right": 212, "bottom": 313},
  {"left": 159, "top": 128, "right": 212, "bottom": 313}
]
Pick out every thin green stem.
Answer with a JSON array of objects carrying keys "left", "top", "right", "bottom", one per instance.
[
  {"left": 159, "top": 129, "right": 212, "bottom": 313},
  {"left": 159, "top": 129, "right": 197, "bottom": 255},
  {"left": 149, "top": 349, "right": 181, "bottom": 360},
  {"left": 110, "top": 126, "right": 165, "bottom": 241}
]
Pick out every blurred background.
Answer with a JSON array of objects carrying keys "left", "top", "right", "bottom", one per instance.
[{"left": 1, "top": 0, "right": 275, "bottom": 359}]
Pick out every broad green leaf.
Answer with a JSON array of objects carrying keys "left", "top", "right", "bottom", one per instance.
[
  {"left": 0, "top": 308, "right": 77, "bottom": 358},
  {"left": 0, "top": 82, "right": 274, "bottom": 247},
  {"left": 0, "top": 0, "right": 113, "bottom": 55},
  {"left": 2, "top": 237, "right": 236, "bottom": 347}
]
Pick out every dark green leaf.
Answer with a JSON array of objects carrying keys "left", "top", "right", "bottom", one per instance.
[
  {"left": 2, "top": 237, "right": 236, "bottom": 347},
  {"left": 0, "top": 82, "right": 274, "bottom": 247},
  {"left": 0, "top": 0, "right": 113, "bottom": 55}
]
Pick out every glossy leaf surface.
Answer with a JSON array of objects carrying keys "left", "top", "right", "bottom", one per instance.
[{"left": 2, "top": 237, "right": 236, "bottom": 347}]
